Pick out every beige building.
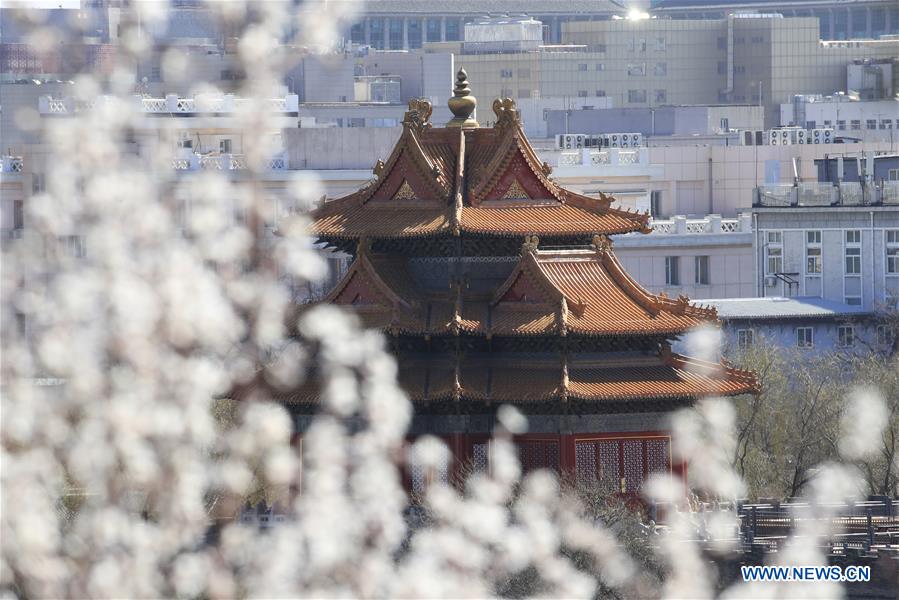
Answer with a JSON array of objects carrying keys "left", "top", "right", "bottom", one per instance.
[{"left": 450, "top": 15, "right": 898, "bottom": 128}]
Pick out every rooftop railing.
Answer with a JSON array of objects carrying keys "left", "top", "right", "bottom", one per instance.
[
  {"left": 648, "top": 213, "right": 752, "bottom": 235},
  {"left": 558, "top": 147, "right": 649, "bottom": 168},
  {"left": 1, "top": 156, "right": 23, "bottom": 173},
  {"left": 755, "top": 181, "right": 899, "bottom": 207},
  {"left": 39, "top": 94, "right": 300, "bottom": 115},
  {"left": 171, "top": 151, "right": 288, "bottom": 171}
]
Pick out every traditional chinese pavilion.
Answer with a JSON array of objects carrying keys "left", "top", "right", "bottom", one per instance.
[{"left": 242, "top": 70, "right": 758, "bottom": 493}]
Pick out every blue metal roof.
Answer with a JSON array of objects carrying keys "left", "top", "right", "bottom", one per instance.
[{"left": 694, "top": 297, "right": 873, "bottom": 320}]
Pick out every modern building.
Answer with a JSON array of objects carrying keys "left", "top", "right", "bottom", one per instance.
[
  {"left": 815, "top": 152, "right": 899, "bottom": 185},
  {"left": 235, "top": 75, "right": 759, "bottom": 492},
  {"left": 653, "top": 0, "right": 899, "bottom": 41},
  {"left": 339, "top": 0, "right": 899, "bottom": 50},
  {"left": 616, "top": 214, "right": 756, "bottom": 301},
  {"left": 557, "top": 14, "right": 898, "bottom": 127},
  {"left": 751, "top": 183, "right": 899, "bottom": 309},
  {"left": 780, "top": 94, "right": 899, "bottom": 144},
  {"left": 698, "top": 296, "right": 892, "bottom": 355},
  {"left": 546, "top": 105, "right": 766, "bottom": 138}
]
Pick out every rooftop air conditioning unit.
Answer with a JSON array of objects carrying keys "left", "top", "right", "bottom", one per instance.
[
  {"left": 810, "top": 128, "right": 834, "bottom": 144},
  {"left": 795, "top": 129, "right": 807, "bottom": 144},
  {"left": 764, "top": 275, "right": 777, "bottom": 287},
  {"left": 575, "top": 134, "right": 585, "bottom": 148},
  {"left": 609, "top": 133, "right": 621, "bottom": 148},
  {"left": 631, "top": 133, "right": 644, "bottom": 147}
]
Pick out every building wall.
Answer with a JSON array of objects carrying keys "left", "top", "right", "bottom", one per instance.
[
  {"left": 302, "top": 52, "right": 454, "bottom": 105},
  {"left": 779, "top": 98, "right": 899, "bottom": 142},
  {"left": 556, "top": 16, "right": 899, "bottom": 127},
  {"left": 615, "top": 234, "right": 755, "bottom": 300},
  {"left": 719, "top": 317, "right": 889, "bottom": 355},
  {"left": 753, "top": 207, "right": 899, "bottom": 308},
  {"left": 652, "top": 141, "right": 898, "bottom": 218},
  {"left": 285, "top": 126, "right": 401, "bottom": 170}
]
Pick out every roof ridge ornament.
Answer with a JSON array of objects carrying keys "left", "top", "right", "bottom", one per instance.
[
  {"left": 521, "top": 234, "right": 539, "bottom": 255},
  {"left": 591, "top": 234, "right": 612, "bottom": 254},
  {"left": 447, "top": 68, "right": 478, "bottom": 129},
  {"left": 492, "top": 97, "right": 520, "bottom": 130},
  {"left": 403, "top": 97, "right": 432, "bottom": 131}
]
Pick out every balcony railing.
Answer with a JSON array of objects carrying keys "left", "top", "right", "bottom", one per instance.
[
  {"left": 1, "top": 156, "right": 23, "bottom": 173},
  {"left": 648, "top": 214, "right": 751, "bottom": 235},
  {"left": 39, "top": 94, "right": 299, "bottom": 115},
  {"left": 755, "top": 181, "right": 899, "bottom": 207},
  {"left": 171, "top": 152, "right": 288, "bottom": 171}
]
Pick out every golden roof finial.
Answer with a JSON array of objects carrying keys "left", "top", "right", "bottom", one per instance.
[{"left": 446, "top": 67, "right": 478, "bottom": 128}]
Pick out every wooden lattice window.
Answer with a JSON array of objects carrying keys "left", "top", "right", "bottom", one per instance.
[
  {"left": 575, "top": 436, "right": 670, "bottom": 494},
  {"left": 516, "top": 440, "right": 560, "bottom": 474}
]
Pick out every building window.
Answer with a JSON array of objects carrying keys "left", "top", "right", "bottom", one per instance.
[
  {"left": 796, "top": 327, "right": 814, "bottom": 348},
  {"left": 850, "top": 119, "right": 861, "bottom": 130},
  {"left": 595, "top": 90, "right": 606, "bottom": 97},
  {"left": 578, "top": 63, "right": 588, "bottom": 72},
  {"left": 737, "top": 329, "right": 754, "bottom": 349},
  {"left": 877, "top": 325, "right": 895, "bottom": 346},
  {"left": 805, "top": 120, "right": 816, "bottom": 130},
  {"left": 717, "top": 36, "right": 726, "bottom": 50},
  {"left": 734, "top": 65, "right": 745, "bottom": 74},
  {"left": 445, "top": 19, "right": 460, "bottom": 41},
  {"left": 838, "top": 325, "right": 855, "bottom": 347},
  {"left": 765, "top": 231, "right": 783, "bottom": 275},
  {"left": 219, "top": 139, "right": 232, "bottom": 153},
  {"left": 845, "top": 296, "right": 862, "bottom": 306},
  {"left": 806, "top": 230, "right": 822, "bottom": 275},
  {"left": 887, "top": 230, "right": 899, "bottom": 274},
  {"left": 627, "top": 63, "right": 646, "bottom": 76},
  {"left": 655, "top": 89, "right": 667, "bottom": 103},
  {"left": 720, "top": 118, "right": 729, "bottom": 131},
  {"left": 653, "top": 62, "right": 667, "bottom": 76},
  {"left": 426, "top": 18, "right": 441, "bottom": 42},
  {"left": 695, "top": 256, "right": 710, "bottom": 285},
  {"left": 866, "top": 119, "right": 877, "bottom": 130},
  {"left": 882, "top": 120, "right": 893, "bottom": 130},
  {"left": 595, "top": 63, "right": 605, "bottom": 71},
  {"left": 823, "top": 120, "right": 832, "bottom": 128},
  {"left": 650, "top": 190, "right": 662, "bottom": 216},
  {"left": 627, "top": 89, "right": 646, "bottom": 104},
  {"left": 500, "top": 68, "right": 512, "bottom": 78},
  {"left": 32, "top": 173, "right": 45, "bottom": 194},
  {"left": 577, "top": 90, "right": 588, "bottom": 98},
  {"left": 717, "top": 61, "right": 727, "bottom": 75},
  {"left": 518, "top": 68, "right": 530, "bottom": 79},
  {"left": 836, "top": 120, "right": 846, "bottom": 131},
  {"left": 888, "top": 169, "right": 899, "bottom": 181},
  {"left": 59, "top": 235, "right": 86, "bottom": 258},
  {"left": 845, "top": 230, "right": 861, "bottom": 274},
  {"left": 665, "top": 256, "right": 680, "bottom": 285},
  {"left": 13, "top": 200, "right": 24, "bottom": 231},
  {"left": 655, "top": 36, "right": 666, "bottom": 52}
]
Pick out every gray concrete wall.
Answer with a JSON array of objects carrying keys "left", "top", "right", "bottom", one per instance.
[
  {"left": 302, "top": 51, "right": 454, "bottom": 104},
  {"left": 285, "top": 126, "right": 401, "bottom": 170}
]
